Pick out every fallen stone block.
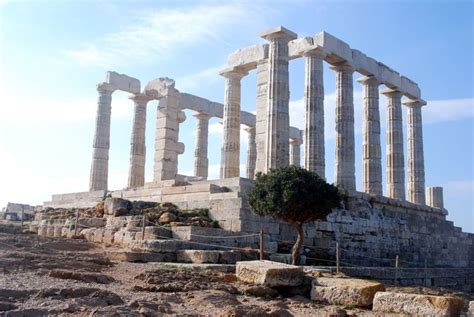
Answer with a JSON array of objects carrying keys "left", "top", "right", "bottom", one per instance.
[
  {"left": 310, "top": 277, "right": 385, "bottom": 307},
  {"left": 177, "top": 250, "right": 220, "bottom": 264},
  {"left": 128, "top": 239, "right": 179, "bottom": 252},
  {"left": 106, "top": 251, "right": 176, "bottom": 263},
  {"left": 372, "top": 291, "right": 464, "bottom": 317},
  {"left": 236, "top": 260, "right": 304, "bottom": 287},
  {"left": 104, "top": 198, "right": 131, "bottom": 216}
]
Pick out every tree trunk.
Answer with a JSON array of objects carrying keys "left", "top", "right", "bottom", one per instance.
[{"left": 292, "top": 222, "right": 304, "bottom": 265}]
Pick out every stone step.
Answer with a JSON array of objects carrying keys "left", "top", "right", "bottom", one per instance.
[
  {"left": 106, "top": 250, "right": 176, "bottom": 263},
  {"left": 176, "top": 250, "right": 242, "bottom": 264}
]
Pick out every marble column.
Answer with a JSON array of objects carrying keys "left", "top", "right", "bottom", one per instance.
[
  {"left": 193, "top": 112, "right": 211, "bottom": 179},
  {"left": 426, "top": 186, "right": 443, "bottom": 209},
  {"left": 289, "top": 138, "right": 302, "bottom": 167},
  {"left": 303, "top": 49, "right": 326, "bottom": 178},
  {"left": 89, "top": 83, "right": 114, "bottom": 191},
  {"left": 358, "top": 76, "right": 382, "bottom": 195},
  {"left": 255, "top": 59, "right": 269, "bottom": 174},
  {"left": 127, "top": 94, "right": 151, "bottom": 188},
  {"left": 405, "top": 99, "right": 426, "bottom": 204},
  {"left": 331, "top": 62, "right": 356, "bottom": 191},
  {"left": 382, "top": 89, "right": 405, "bottom": 200},
  {"left": 220, "top": 68, "right": 247, "bottom": 178},
  {"left": 245, "top": 126, "right": 256, "bottom": 179},
  {"left": 261, "top": 27, "right": 297, "bottom": 170}
]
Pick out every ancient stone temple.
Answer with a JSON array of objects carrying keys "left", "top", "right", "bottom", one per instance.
[{"left": 45, "top": 26, "right": 474, "bottom": 269}]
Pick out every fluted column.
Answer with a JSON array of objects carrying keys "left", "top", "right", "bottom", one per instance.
[
  {"left": 303, "top": 49, "right": 326, "bottom": 178},
  {"left": 358, "top": 76, "right": 382, "bottom": 195},
  {"left": 193, "top": 112, "right": 211, "bottom": 179},
  {"left": 426, "top": 187, "right": 443, "bottom": 209},
  {"left": 289, "top": 138, "right": 302, "bottom": 167},
  {"left": 89, "top": 83, "right": 114, "bottom": 191},
  {"left": 382, "top": 89, "right": 405, "bottom": 200},
  {"left": 245, "top": 126, "right": 256, "bottom": 179},
  {"left": 261, "top": 27, "right": 297, "bottom": 170},
  {"left": 127, "top": 94, "right": 151, "bottom": 188},
  {"left": 220, "top": 68, "right": 247, "bottom": 178},
  {"left": 405, "top": 99, "right": 426, "bottom": 204},
  {"left": 331, "top": 62, "right": 356, "bottom": 191}
]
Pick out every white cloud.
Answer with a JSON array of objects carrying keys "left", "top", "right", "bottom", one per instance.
[
  {"left": 64, "top": 3, "right": 266, "bottom": 67},
  {"left": 0, "top": 92, "right": 133, "bottom": 124},
  {"left": 176, "top": 65, "right": 225, "bottom": 93},
  {"left": 423, "top": 98, "right": 474, "bottom": 124}
]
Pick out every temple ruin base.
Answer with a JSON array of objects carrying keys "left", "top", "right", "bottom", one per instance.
[{"left": 43, "top": 178, "right": 474, "bottom": 270}]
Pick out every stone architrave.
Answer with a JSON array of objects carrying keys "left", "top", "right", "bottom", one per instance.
[
  {"left": 193, "top": 112, "right": 211, "bottom": 179},
  {"left": 153, "top": 86, "right": 185, "bottom": 181},
  {"left": 255, "top": 59, "right": 269, "bottom": 174},
  {"left": 219, "top": 68, "right": 248, "bottom": 178},
  {"left": 382, "top": 89, "right": 405, "bottom": 200},
  {"left": 358, "top": 76, "right": 382, "bottom": 195},
  {"left": 89, "top": 83, "right": 115, "bottom": 191},
  {"left": 405, "top": 99, "right": 426, "bottom": 205},
  {"left": 127, "top": 93, "right": 151, "bottom": 188},
  {"left": 303, "top": 48, "right": 326, "bottom": 178},
  {"left": 331, "top": 62, "right": 356, "bottom": 191},
  {"left": 245, "top": 126, "right": 257, "bottom": 179},
  {"left": 261, "top": 26, "right": 297, "bottom": 171},
  {"left": 289, "top": 138, "right": 302, "bottom": 167}
]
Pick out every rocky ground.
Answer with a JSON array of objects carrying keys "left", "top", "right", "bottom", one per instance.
[{"left": 0, "top": 229, "right": 472, "bottom": 316}]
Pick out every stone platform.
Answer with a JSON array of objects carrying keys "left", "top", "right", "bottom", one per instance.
[{"left": 42, "top": 177, "right": 473, "bottom": 272}]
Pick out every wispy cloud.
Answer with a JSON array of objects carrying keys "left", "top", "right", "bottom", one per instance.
[
  {"left": 64, "top": 3, "right": 266, "bottom": 67},
  {"left": 423, "top": 98, "right": 474, "bottom": 124},
  {"left": 176, "top": 65, "right": 226, "bottom": 93}
]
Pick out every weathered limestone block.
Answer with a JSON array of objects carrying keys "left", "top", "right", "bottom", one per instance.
[
  {"left": 128, "top": 239, "right": 178, "bottom": 252},
  {"left": 314, "top": 31, "right": 352, "bottom": 64},
  {"left": 351, "top": 49, "right": 379, "bottom": 77},
  {"left": 401, "top": 76, "right": 420, "bottom": 99},
  {"left": 102, "top": 229, "right": 115, "bottom": 246},
  {"left": 227, "top": 44, "right": 268, "bottom": 70},
  {"left": 79, "top": 217, "right": 106, "bottom": 228},
  {"left": 372, "top": 292, "right": 464, "bottom": 317},
  {"left": 378, "top": 62, "right": 401, "bottom": 89},
  {"left": 288, "top": 36, "right": 315, "bottom": 59},
  {"left": 104, "top": 198, "right": 131, "bottom": 216},
  {"left": 105, "top": 71, "right": 140, "bottom": 94},
  {"left": 427, "top": 186, "right": 444, "bottom": 209},
  {"left": 236, "top": 260, "right": 304, "bottom": 287},
  {"left": 310, "top": 277, "right": 385, "bottom": 307},
  {"left": 143, "top": 226, "right": 172, "bottom": 239},
  {"left": 177, "top": 250, "right": 220, "bottom": 264},
  {"left": 144, "top": 77, "right": 175, "bottom": 99}
]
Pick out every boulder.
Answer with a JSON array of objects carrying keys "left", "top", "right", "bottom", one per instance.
[
  {"left": 310, "top": 277, "right": 385, "bottom": 307},
  {"left": 159, "top": 212, "right": 177, "bottom": 223},
  {"left": 236, "top": 260, "right": 304, "bottom": 287},
  {"left": 372, "top": 292, "right": 464, "bottom": 317},
  {"left": 104, "top": 198, "right": 131, "bottom": 216}
]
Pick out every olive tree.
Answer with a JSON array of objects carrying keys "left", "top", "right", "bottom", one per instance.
[{"left": 248, "top": 166, "right": 341, "bottom": 265}]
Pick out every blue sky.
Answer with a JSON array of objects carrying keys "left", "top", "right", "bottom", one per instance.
[{"left": 0, "top": 0, "right": 473, "bottom": 232}]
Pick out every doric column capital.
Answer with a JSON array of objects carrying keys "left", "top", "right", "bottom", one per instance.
[
  {"left": 129, "top": 93, "right": 153, "bottom": 103},
  {"left": 97, "top": 83, "right": 115, "bottom": 94},
  {"left": 330, "top": 62, "right": 356, "bottom": 73},
  {"left": 357, "top": 76, "right": 381, "bottom": 86},
  {"left": 303, "top": 47, "right": 327, "bottom": 59},
  {"left": 244, "top": 126, "right": 256, "bottom": 134},
  {"left": 219, "top": 67, "right": 248, "bottom": 79},
  {"left": 289, "top": 138, "right": 302, "bottom": 146},
  {"left": 260, "top": 26, "right": 297, "bottom": 42},
  {"left": 192, "top": 112, "right": 212, "bottom": 121},
  {"left": 403, "top": 99, "right": 427, "bottom": 108},
  {"left": 381, "top": 88, "right": 403, "bottom": 98}
]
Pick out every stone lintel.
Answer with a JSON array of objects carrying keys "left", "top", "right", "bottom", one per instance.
[
  {"left": 329, "top": 61, "right": 356, "bottom": 73},
  {"left": 129, "top": 93, "right": 153, "bottom": 103},
  {"left": 260, "top": 26, "right": 297, "bottom": 41},
  {"left": 105, "top": 71, "right": 140, "bottom": 94},
  {"left": 191, "top": 111, "right": 212, "bottom": 120},
  {"left": 403, "top": 98, "right": 427, "bottom": 108},
  {"left": 303, "top": 46, "right": 327, "bottom": 59},
  {"left": 227, "top": 44, "right": 268, "bottom": 71},
  {"left": 401, "top": 75, "right": 421, "bottom": 99},
  {"left": 380, "top": 87, "right": 403, "bottom": 97}
]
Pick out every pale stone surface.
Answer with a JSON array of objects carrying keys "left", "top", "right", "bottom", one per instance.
[
  {"left": 405, "top": 99, "right": 426, "bottom": 205},
  {"left": 89, "top": 83, "right": 114, "bottom": 191},
  {"left": 245, "top": 126, "right": 256, "bottom": 179},
  {"left": 358, "top": 76, "right": 382, "bottom": 195},
  {"left": 227, "top": 44, "right": 268, "bottom": 71},
  {"left": 153, "top": 86, "right": 184, "bottom": 181},
  {"left": 303, "top": 49, "right": 326, "bottom": 178},
  {"left": 314, "top": 31, "right": 352, "bottom": 64},
  {"left": 332, "top": 62, "right": 356, "bottom": 191},
  {"left": 105, "top": 71, "right": 140, "bottom": 94},
  {"left": 382, "top": 89, "right": 405, "bottom": 200},
  {"left": 469, "top": 301, "right": 474, "bottom": 315},
  {"left": 193, "top": 112, "right": 211, "bottom": 179},
  {"left": 220, "top": 68, "right": 247, "bottom": 178},
  {"left": 128, "top": 93, "right": 151, "bottom": 188},
  {"left": 378, "top": 62, "right": 402, "bottom": 89},
  {"left": 310, "top": 277, "right": 385, "bottom": 307},
  {"left": 401, "top": 76, "right": 421, "bottom": 99},
  {"left": 255, "top": 59, "right": 268, "bottom": 175},
  {"left": 289, "top": 138, "right": 302, "bottom": 167},
  {"left": 143, "top": 77, "right": 175, "bottom": 99},
  {"left": 372, "top": 292, "right": 464, "bottom": 316},
  {"left": 261, "top": 26, "right": 296, "bottom": 171},
  {"left": 236, "top": 260, "right": 303, "bottom": 287},
  {"left": 427, "top": 186, "right": 444, "bottom": 209},
  {"left": 288, "top": 36, "right": 315, "bottom": 59}
]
